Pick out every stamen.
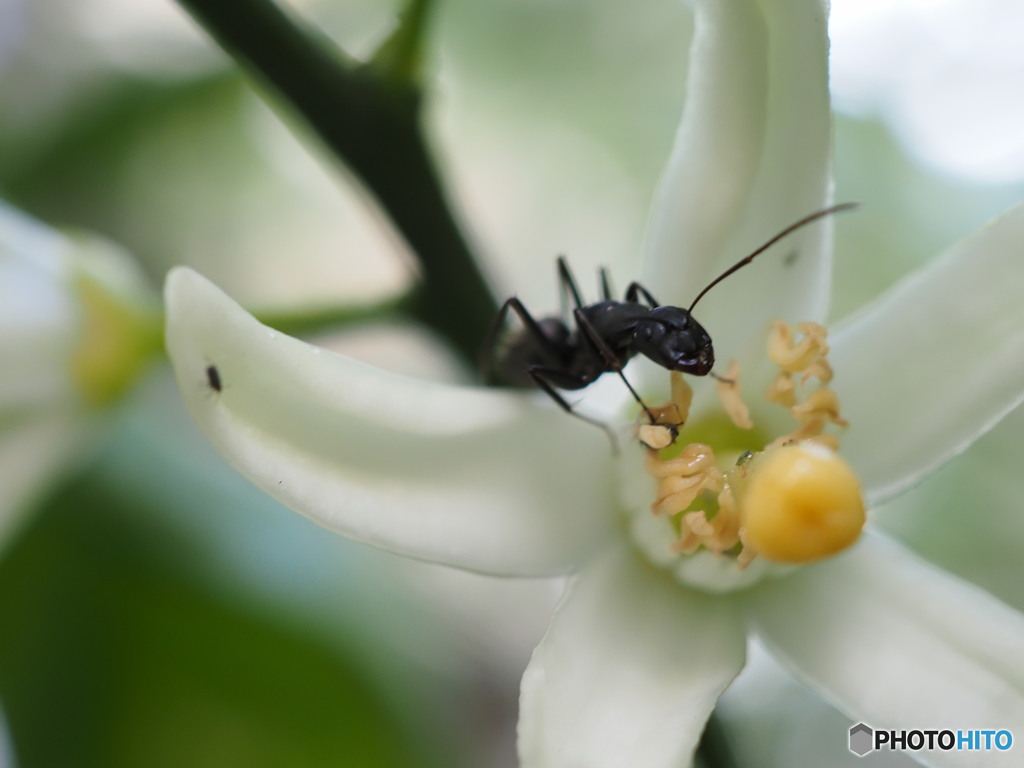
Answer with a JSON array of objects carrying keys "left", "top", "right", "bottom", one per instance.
[
  {"left": 769, "top": 415, "right": 827, "bottom": 449},
  {"left": 767, "top": 320, "right": 848, "bottom": 448},
  {"left": 648, "top": 443, "right": 723, "bottom": 516},
  {"left": 636, "top": 373, "right": 694, "bottom": 450},
  {"left": 801, "top": 358, "right": 833, "bottom": 385},
  {"left": 767, "top": 319, "right": 829, "bottom": 372},
  {"left": 671, "top": 371, "right": 694, "bottom": 422},
  {"left": 671, "top": 487, "right": 742, "bottom": 557},
  {"left": 736, "top": 528, "right": 757, "bottom": 570},
  {"left": 652, "top": 475, "right": 708, "bottom": 516},
  {"left": 792, "top": 388, "right": 848, "bottom": 427},
  {"left": 765, "top": 371, "right": 797, "bottom": 407},
  {"left": 638, "top": 423, "right": 676, "bottom": 451},
  {"left": 715, "top": 360, "right": 753, "bottom": 429},
  {"left": 644, "top": 443, "right": 717, "bottom": 478},
  {"left": 636, "top": 318, "right": 865, "bottom": 581}
]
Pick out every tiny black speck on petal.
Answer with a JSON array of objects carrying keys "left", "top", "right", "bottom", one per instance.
[{"left": 206, "top": 364, "right": 222, "bottom": 392}]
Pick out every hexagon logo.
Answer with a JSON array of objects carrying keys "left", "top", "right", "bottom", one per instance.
[{"left": 849, "top": 722, "right": 874, "bottom": 757}]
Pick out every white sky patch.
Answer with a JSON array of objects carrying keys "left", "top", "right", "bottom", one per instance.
[{"left": 830, "top": 0, "right": 1024, "bottom": 184}]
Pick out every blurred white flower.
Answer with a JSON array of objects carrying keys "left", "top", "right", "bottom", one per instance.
[
  {"left": 0, "top": 201, "right": 160, "bottom": 549},
  {"left": 164, "top": 0, "right": 1024, "bottom": 765}
]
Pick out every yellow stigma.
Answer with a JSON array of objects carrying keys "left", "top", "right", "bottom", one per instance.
[{"left": 739, "top": 442, "right": 865, "bottom": 564}]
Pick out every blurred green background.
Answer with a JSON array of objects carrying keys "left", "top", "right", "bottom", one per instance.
[{"left": 2, "top": 0, "right": 1024, "bottom": 766}]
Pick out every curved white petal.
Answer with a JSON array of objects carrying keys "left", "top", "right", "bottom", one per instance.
[
  {"left": 720, "top": 642, "right": 922, "bottom": 768},
  {"left": 0, "top": 411, "right": 91, "bottom": 553},
  {"left": 753, "top": 535, "right": 1024, "bottom": 766},
  {"left": 831, "top": 204, "right": 1024, "bottom": 505},
  {"left": 877, "top": 404, "right": 1024, "bottom": 617},
  {"left": 518, "top": 545, "right": 747, "bottom": 768},
  {"left": 164, "top": 268, "right": 617, "bottom": 577},
  {"left": 643, "top": 0, "right": 833, "bottom": 379},
  {"left": 0, "top": 200, "right": 157, "bottom": 412},
  {"left": 0, "top": 204, "right": 78, "bottom": 410}
]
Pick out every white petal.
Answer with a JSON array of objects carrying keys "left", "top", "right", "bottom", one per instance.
[
  {"left": 518, "top": 545, "right": 747, "bottom": 768},
  {"left": 831, "top": 204, "right": 1024, "bottom": 505},
  {"left": 754, "top": 535, "right": 1024, "bottom": 766},
  {"left": 164, "top": 268, "right": 617, "bottom": 577},
  {"left": 720, "top": 641, "right": 920, "bottom": 767},
  {"left": 0, "top": 200, "right": 156, "bottom": 411},
  {"left": 0, "top": 204, "right": 78, "bottom": 410},
  {"left": 643, "top": 0, "right": 833, "bottom": 375},
  {"left": 0, "top": 412, "right": 91, "bottom": 553},
  {"left": 877, "top": 404, "right": 1024, "bottom": 616}
]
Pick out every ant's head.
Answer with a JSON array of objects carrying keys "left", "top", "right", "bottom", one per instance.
[{"left": 632, "top": 306, "right": 714, "bottom": 376}]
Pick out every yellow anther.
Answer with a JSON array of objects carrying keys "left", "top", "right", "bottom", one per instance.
[
  {"left": 651, "top": 474, "right": 707, "bottom": 516},
  {"left": 716, "top": 486, "right": 740, "bottom": 541},
  {"left": 638, "top": 423, "right": 676, "bottom": 450},
  {"left": 792, "top": 388, "right": 848, "bottom": 427},
  {"left": 637, "top": 373, "right": 696, "bottom": 449},
  {"left": 801, "top": 358, "right": 833, "bottom": 385},
  {"left": 645, "top": 443, "right": 716, "bottom": 478},
  {"left": 739, "top": 442, "right": 865, "bottom": 564},
  {"left": 736, "top": 528, "right": 757, "bottom": 570},
  {"left": 670, "top": 371, "right": 694, "bottom": 423},
  {"left": 768, "top": 320, "right": 829, "bottom": 373},
  {"left": 672, "top": 489, "right": 741, "bottom": 556},
  {"left": 770, "top": 414, "right": 829, "bottom": 449},
  {"left": 675, "top": 522, "right": 703, "bottom": 554},
  {"left": 715, "top": 360, "right": 753, "bottom": 430},
  {"left": 765, "top": 371, "right": 797, "bottom": 407},
  {"left": 647, "top": 406, "right": 678, "bottom": 425}
]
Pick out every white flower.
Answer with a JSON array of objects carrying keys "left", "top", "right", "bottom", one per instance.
[
  {"left": 0, "top": 201, "right": 159, "bottom": 549},
  {"left": 164, "top": 0, "right": 1024, "bottom": 765}
]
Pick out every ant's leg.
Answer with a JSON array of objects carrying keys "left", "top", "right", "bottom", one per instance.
[
  {"left": 624, "top": 281, "right": 660, "bottom": 308},
  {"left": 599, "top": 267, "right": 613, "bottom": 301},
  {"left": 480, "top": 297, "right": 563, "bottom": 383},
  {"left": 710, "top": 371, "right": 735, "bottom": 385},
  {"left": 527, "top": 366, "right": 619, "bottom": 452},
  {"left": 556, "top": 257, "right": 586, "bottom": 322},
  {"left": 479, "top": 299, "right": 513, "bottom": 382},
  {"left": 572, "top": 308, "right": 657, "bottom": 423}
]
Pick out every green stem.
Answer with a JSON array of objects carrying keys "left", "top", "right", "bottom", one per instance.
[
  {"left": 254, "top": 295, "right": 409, "bottom": 338},
  {"left": 174, "top": 0, "right": 498, "bottom": 362}
]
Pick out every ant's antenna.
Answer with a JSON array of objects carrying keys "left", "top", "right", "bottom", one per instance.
[{"left": 687, "top": 202, "right": 859, "bottom": 313}]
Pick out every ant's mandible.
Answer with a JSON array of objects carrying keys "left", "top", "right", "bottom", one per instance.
[{"left": 481, "top": 203, "right": 857, "bottom": 442}]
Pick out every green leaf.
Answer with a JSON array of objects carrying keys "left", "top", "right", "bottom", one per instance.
[{"left": 0, "top": 470, "right": 458, "bottom": 768}]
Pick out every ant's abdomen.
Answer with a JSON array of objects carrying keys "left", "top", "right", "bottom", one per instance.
[{"left": 492, "top": 317, "right": 574, "bottom": 388}]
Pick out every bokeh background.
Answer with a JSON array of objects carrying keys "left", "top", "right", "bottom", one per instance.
[{"left": 2, "top": 0, "right": 1023, "bottom": 765}]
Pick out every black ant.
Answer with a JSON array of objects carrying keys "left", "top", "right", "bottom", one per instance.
[{"left": 482, "top": 203, "right": 857, "bottom": 444}]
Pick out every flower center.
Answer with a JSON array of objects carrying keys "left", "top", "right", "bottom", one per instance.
[
  {"left": 70, "top": 270, "right": 161, "bottom": 407},
  {"left": 627, "top": 320, "right": 865, "bottom": 593}
]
